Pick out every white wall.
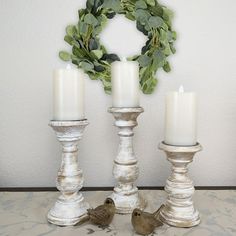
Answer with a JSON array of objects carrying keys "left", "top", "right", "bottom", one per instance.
[{"left": 0, "top": 0, "right": 236, "bottom": 187}]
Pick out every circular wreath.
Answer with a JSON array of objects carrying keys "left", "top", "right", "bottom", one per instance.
[{"left": 59, "top": 0, "right": 176, "bottom": 94}]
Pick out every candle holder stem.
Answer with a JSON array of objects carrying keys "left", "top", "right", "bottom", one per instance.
[
  {"left": 108, "top": 107, "right": 146, "bottom": 214},
  {"left": 48, "top": 120, "right": 89, "bottom": 226},
  {"left": 159, "top": 142, "right": 202, "bottom": 227}
]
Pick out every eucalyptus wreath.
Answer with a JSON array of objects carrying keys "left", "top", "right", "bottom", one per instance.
[{"left": 59, "top": 0, "right": 176, "bottom": 94}]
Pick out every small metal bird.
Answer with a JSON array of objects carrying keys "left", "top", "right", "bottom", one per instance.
[
  {"left": 87, "top": 198, "right": 116, "bottom": 226},
  {"left": 131, "top": 205, "right": 164, "bottom": 235}
]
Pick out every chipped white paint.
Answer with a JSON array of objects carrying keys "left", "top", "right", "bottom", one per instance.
[
  {"left": 108, "top": 107, "right": 147, "bottom": 214},
  {"left": 159, "top": 142, "right": 202, "bottom": 227},
  {"left": 47, "top": 120, "right": 90, "bottom": 226}
]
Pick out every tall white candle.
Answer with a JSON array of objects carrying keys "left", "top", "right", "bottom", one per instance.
[
  {"left": 164, "top": 86, "right": 197, "bottom": 146},
  {"left": 111, "top": 58, "right": 140, "bottom": 107},
  {"left": 53, "top": 65, "right": 85, "bottom": 120}
]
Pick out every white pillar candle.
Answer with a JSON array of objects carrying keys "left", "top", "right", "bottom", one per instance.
[
  {"left": 53, "top": 65, "right": 85, "bottom": 120},
  {"left": 164, "top": 86, "right": 197, "bottom": 146},
  {"left": 111, "top": 58, "right": 140, "bottom": 107}
]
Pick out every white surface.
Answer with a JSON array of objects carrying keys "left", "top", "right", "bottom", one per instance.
[
  {"left": 53, "top": 67, "right": 85, "bottom": 120},
  {"left": 0, "top": 0, "right": 236, "bottom": 187},
  {"left": 111, "top": 60, "right": 140, "bottom": 107},
  {"left": 165, "top": 88, "right": 197, "bottom": 145}
]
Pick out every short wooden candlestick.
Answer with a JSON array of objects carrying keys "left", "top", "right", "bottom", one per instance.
[
  {"left": 108, "top": 107, "right": 147, "bottom": 214},
  {"left": 47, "top": 120, "right": 90, "bottom": 226},
  {"left": 159, "top": 142, "right": 202, "bottom": 228}
]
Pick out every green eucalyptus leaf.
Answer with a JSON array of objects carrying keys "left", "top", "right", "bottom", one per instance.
[
  {"left": 150, "top": 6, "right": 163, "bottom": 16},
  {"left": 163, "top": 61, "right": 171, "bottom": 72},
  {"left": 141, "top": 76, "right": 158, "bottom": 94},
  {"left": 148, "top": 16, "right": 164, "bottom": 28},
  {"left": 163, "top": 43, "right": 172, "bottom": 56},
  {"left": 103, "top": 0, "right": 121, "bottom": 12},
  {"left": 160, "top": 29, "right": 167, "bottom": 43},
  {"left": 89, "top": 38, "right": 99, "bottom": 50},
  {"left": 106, "top": 11, "right": 116, "bottom": 19},
  {"left": 135, "top": 0, "right": 147, "bottom": 10},
  {"left": 127, "top": 55, "right": 139, "bottom": 61},
  {"left": 66, "top": 25, "right": 76, "bottom": 36},
  {"left": 59, "top": 51, "right": 71, "bottom": 61},
  {"left": 125, "top": 12, "right": 136, "bottom": 21},
  {"left": 102, "top": 53, "right": 120, "bottom": 63},
  {"left": 102, "top": 79, "right": 112, "bottom": 94},
  {"left": 153, "top": 49, "right": 165, "bottom": 68},
  {"left": 98, "top": 14, "right": 108, "bottom": 28},
  {"left": 172, "top": 31, "right": 177, "bottom": 40},
  {"left": 86, "top": 0, "right": 95, "bottom": 11},
  {"left": 91, "top": 49, "right": 103, "bottom": 59},
  {"left": 79, "top": 61, "right": 94, "bottom": 72},
  {"left": 161, "top": 22, "right": 169, "bottom": 31},
  {"left": 136, "top": 21, "right": 148, "bottom": 35},
  {"left": 138, "top": 55, "right": 152, "bottom": 67},
  {"left": 93, "top": 26, "right": 103, "bottom": 36},
  {"left": 163, "top": 7, "right": 174, "bottom": 21},
  {"left": 84, "top": 13, "right": 98, "bottom": 26},
  {"left": 72, "top": 46, "right": 85, "bottom": 58},
  {"left": 141, "top": 38, "right": 152, "bottom": 54},
  {"left": 79, "top": 22, "right": 89, "bottom": 36},
  {"left": 87, "top": 72, "right": 98, "bottom": 80},
  {"left": 170, "top": 42, "right": 176, "bottom": 53},
  {"left": 100, "top": 45, "right": 107, "bottom": 54},
  {"left": 64, "top": 35, "right": 73, "bottom": 45},
  {"left": 95, "top": 65, "right": 105, "bottom": 72},
  {"left": 146, "top": 0, "right": 156, "bottom": 7},
  {"left": 78, "top": 9, "right": 86, "bottom": 19},
  {"left": 135, "top": 9, "right": 151, "bottom": 23}
]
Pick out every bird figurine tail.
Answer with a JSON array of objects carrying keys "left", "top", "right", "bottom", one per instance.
[
  {"left": 153, "top": 204, "right": 165, "bottom": 220},
  {"left": 75, "top": 214, "right": 90, "bottom": 226}
]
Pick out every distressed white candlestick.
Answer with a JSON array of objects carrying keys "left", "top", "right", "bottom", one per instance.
[
  {"left": 159, "top": 142, "right": 202, "bottom": 227},
  {"left": 108, "top": 107, "right": 146, "bottom": 214},
  {"left": 48, "top": 120, "right": 89, "bottom": 226}
]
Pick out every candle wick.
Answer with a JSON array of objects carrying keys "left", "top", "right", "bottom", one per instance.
[
  {"left": 179, "top": 85, "right": 184, "bottom": 93},
  {"left": 66, "top": 64, "right": 72, "bottom": 70}
]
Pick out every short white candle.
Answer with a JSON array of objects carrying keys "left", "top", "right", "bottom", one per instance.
[
  {"left": 111, "top": 58, "right": 140, "bottom": 107},
  {"left": 164, "top": 86, "right": 197, "bottom": 146},
  {"left": 53, "top": 65, "right": 85, "bottom": 120}
]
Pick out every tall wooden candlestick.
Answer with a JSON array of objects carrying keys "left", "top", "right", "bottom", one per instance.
[
  {"left": 108, "top": 107, "right": 146, "bottom": 214},
  {"left": 48, "top": 120, "right": 89, "bottom": 226}
]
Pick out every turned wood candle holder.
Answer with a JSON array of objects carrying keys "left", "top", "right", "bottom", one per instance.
[
  {"left": 48, "top": 120, "right": 90, "bottom": 226},
  {"left": 159, "top": 142, "right": 202, "bottom": 227},
  {"left": 108, "top": 107, "right": 147, "bottom": 214}
]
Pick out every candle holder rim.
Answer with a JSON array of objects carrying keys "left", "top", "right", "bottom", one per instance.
[
  {"left": 108, "top": 107, "right": 144, "bottom": 113},
  {"left": 49, "top": 119, "right": 89, "bottom": 127},
  {"left": 159, "top": 141, "right": 202, "bottom": 152}
]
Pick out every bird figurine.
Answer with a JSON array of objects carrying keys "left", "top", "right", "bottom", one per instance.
[
  {"left": 131, "top": 204, "right": 165, "bottom": 235},
  {"left": 87, "top": 198, "right": 116, "bottom": 226}
]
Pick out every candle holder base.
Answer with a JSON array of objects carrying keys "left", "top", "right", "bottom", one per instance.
[
  {"left": 47, "top": 194, "right": 89, "bottom": 226},
  {"left": 159, "top": 142, "right": 202, "bottom": 228},
  {"left": 109, "top": 188, "right": 146, "bottom": 214},
  {"left": 48, "top": 120, "right": 90, "bottom": 226},
  {"left": 108, "top": 107, "right": 147, "bottom": 214}
]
